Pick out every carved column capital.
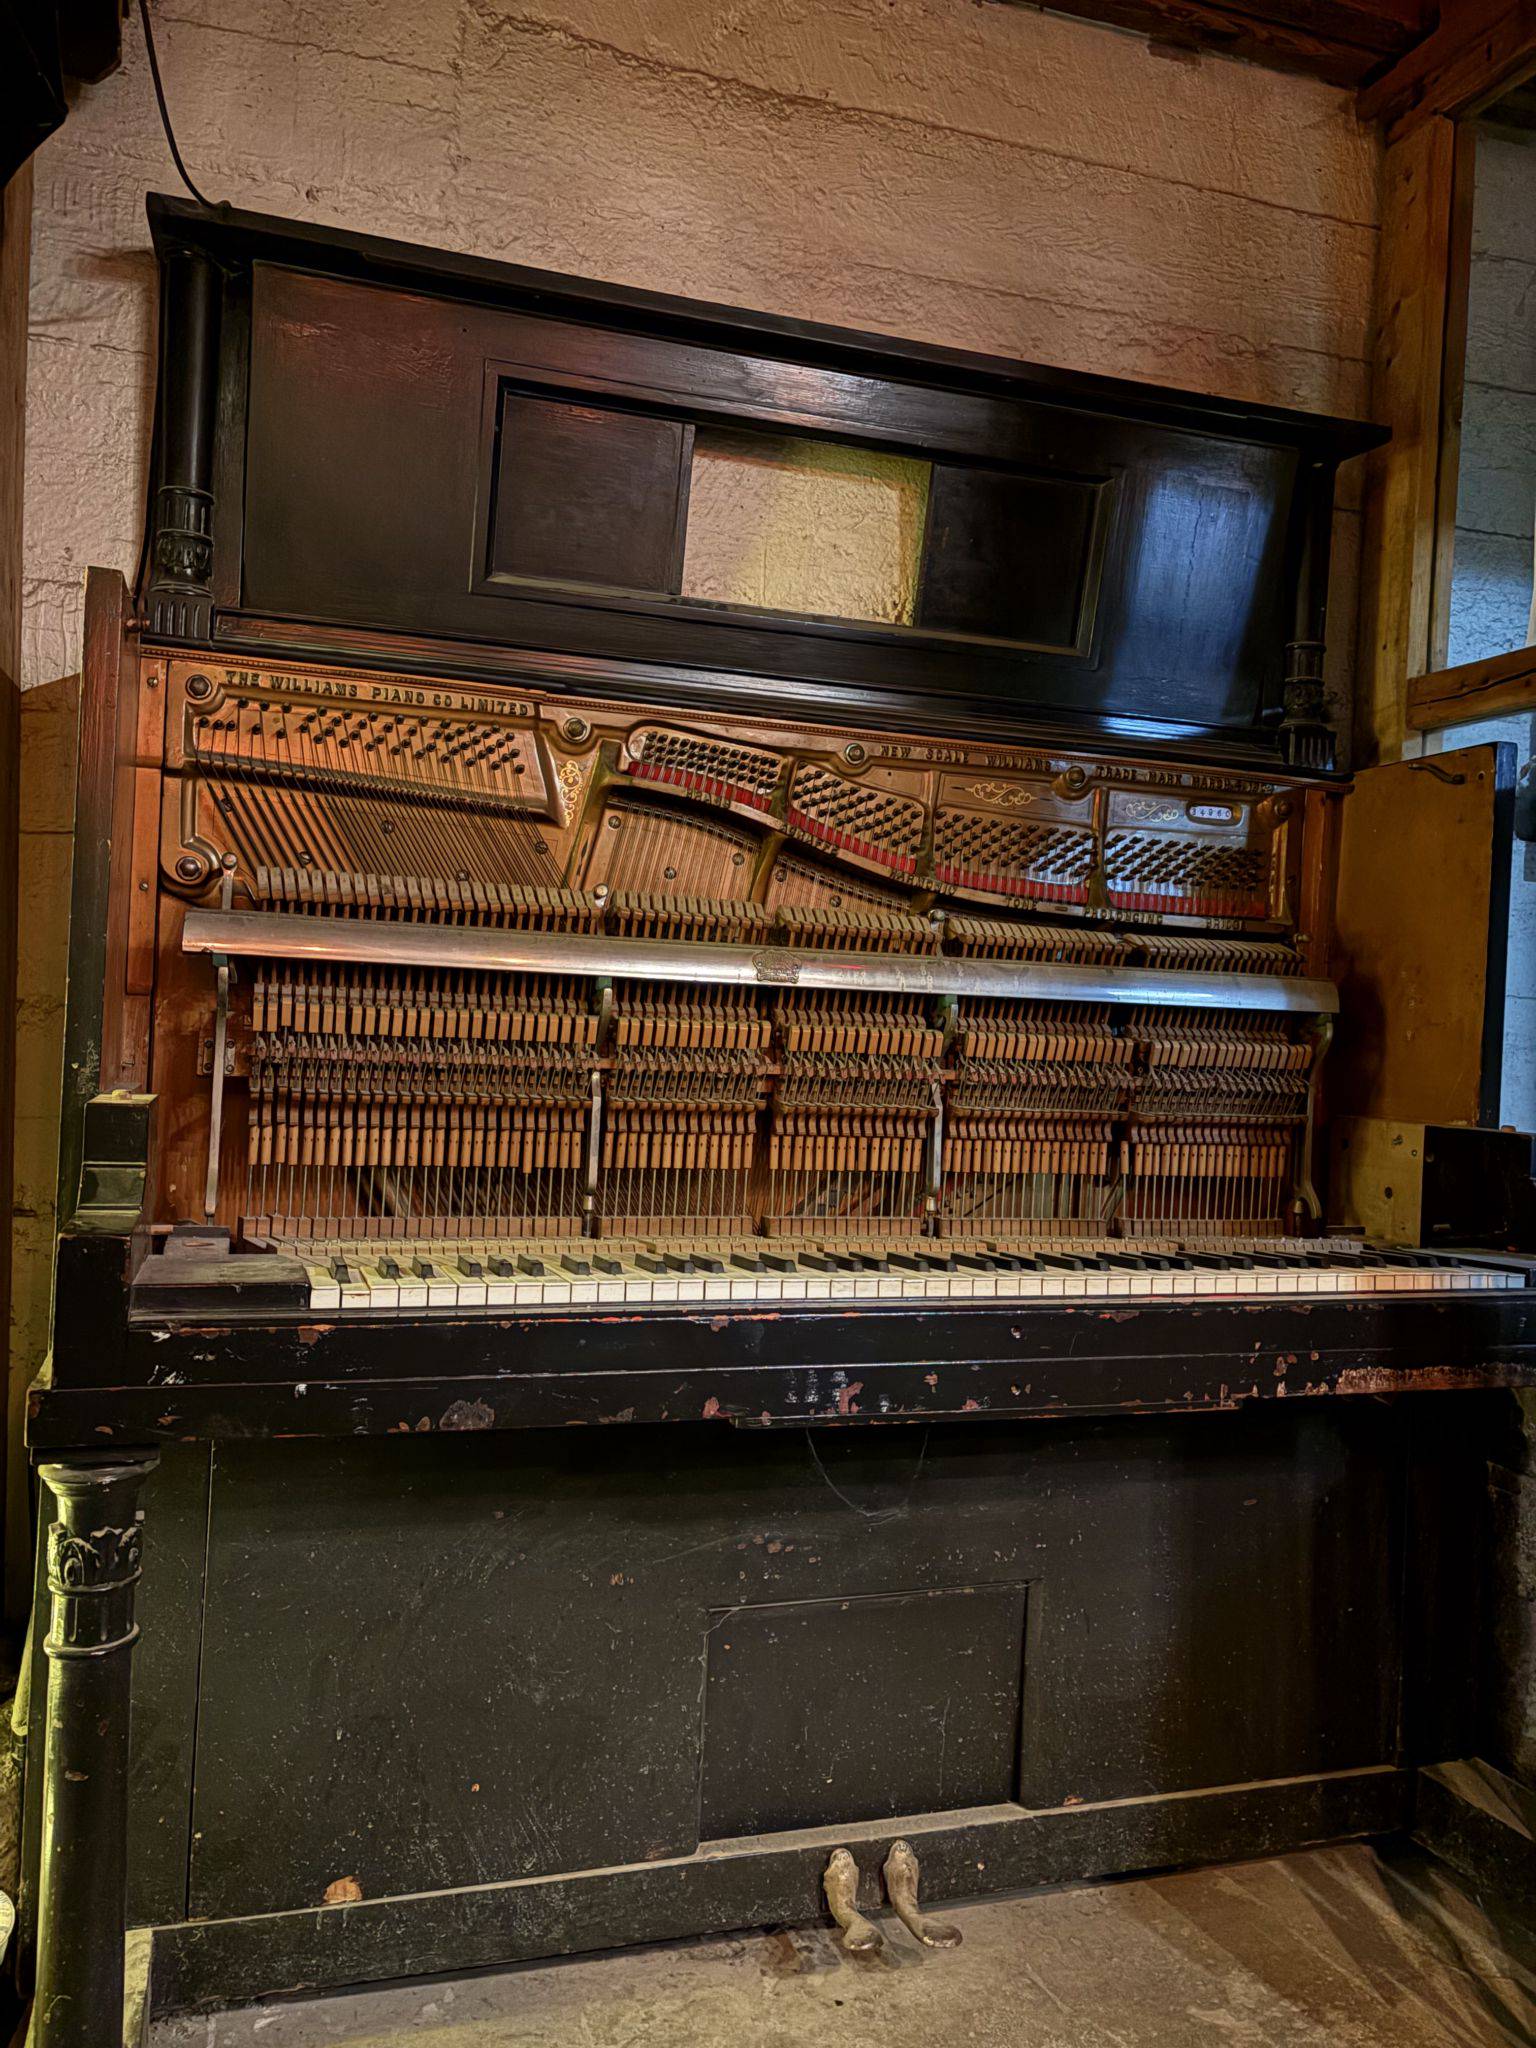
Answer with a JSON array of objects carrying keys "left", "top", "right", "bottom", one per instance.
[{"left": 38, "top": 1455, "right": 157, "bottom": 1660}]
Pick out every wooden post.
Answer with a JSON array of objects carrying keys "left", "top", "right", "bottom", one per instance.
[{"left": 1354, "top": 116, "right": 1460, "bottom": 764}]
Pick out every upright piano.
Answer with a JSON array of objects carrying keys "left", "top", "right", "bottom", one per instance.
[{"left": 22, "top": 196, "right": 1536, "bottom": 2045}]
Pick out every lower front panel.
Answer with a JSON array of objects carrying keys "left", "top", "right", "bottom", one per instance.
[{"left": 122, "top": 1404, "right": 1422, "bottom": 1932}]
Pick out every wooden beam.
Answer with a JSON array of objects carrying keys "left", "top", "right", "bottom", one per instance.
[
  {"left": 1354, "top": 115, "right": 1460, "bottom": 762},
  {"left": 1408, "top": 643, "right": 1536, "bottom": 730},
  {"left": 1358, "top": 1, "right": 1536, "bottom": 133},
  {"left": 1000, "top": 1, "right": 1422, "bottom": 84}
]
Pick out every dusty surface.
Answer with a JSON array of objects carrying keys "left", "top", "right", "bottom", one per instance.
[{"left": 149, "top": 1842, "right": 1536, "bottom": 2048}]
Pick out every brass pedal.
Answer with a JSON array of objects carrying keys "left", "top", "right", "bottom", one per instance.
[
  {"left": 883, "top": 1840, "right": 961, "bottom": 1948},
  {"left": 823, "top": 1847, "right": 882, "bottom": 1954}
]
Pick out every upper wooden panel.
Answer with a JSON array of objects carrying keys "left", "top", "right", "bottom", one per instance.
[{"left": 145, "top": 195, "right": 1384, "bottom": 768}]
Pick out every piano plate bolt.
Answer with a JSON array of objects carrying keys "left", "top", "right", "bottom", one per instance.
[
  {"left": 884, "top": 1839, "right": 962, "bottom": 1948},
  {"left": 823, "top": 1848, "right": 882, "bottom": 1954}
]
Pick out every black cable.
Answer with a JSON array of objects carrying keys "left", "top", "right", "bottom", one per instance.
[{"left": 137, "top": 0, "right": 218, "bottom": 208}]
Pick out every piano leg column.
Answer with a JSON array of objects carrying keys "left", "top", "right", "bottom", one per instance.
[{"left": 33, "top": 1453, "right": 158, "bottom": 2048}]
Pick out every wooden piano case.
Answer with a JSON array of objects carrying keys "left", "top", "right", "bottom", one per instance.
[{"left": 18, "top": 198, "right": 1536, "bottom": 2026}]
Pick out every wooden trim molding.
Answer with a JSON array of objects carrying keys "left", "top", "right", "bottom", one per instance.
[
  {"left": 1355, "top": 115, "right": 1461, "bottom": 762},
  {"left": 1359, "top": 2, "right": 1536, "bottom": 135},
  {"left": 1408, "top": 643, "right": 1536, "bottom": 730}
]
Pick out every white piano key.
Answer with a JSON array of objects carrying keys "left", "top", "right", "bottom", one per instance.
[
  {"left": 356, "top": 1263, "right": 400, "bottom": 1311},
  {"left": 305, "top": 1265, "right": 342, "bottom": 1311}
]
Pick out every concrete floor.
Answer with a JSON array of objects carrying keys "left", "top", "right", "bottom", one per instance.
[{"left": 151, "top": 1843, "right": 1536, "bottom": 2048}]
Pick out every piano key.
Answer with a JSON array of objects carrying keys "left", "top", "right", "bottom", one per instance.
[
  {"left": 287, "top": 1237, "right": 1532, "bottom": 1315},
  {"left": 304, "top": 1263, "right": 342, "bottom": 1311},
  {"left": 355, "top": 1261, "right": 401, "bottom": 1311}
]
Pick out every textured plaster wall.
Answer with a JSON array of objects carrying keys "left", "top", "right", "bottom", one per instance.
[{"left": 21, "top": 0, "right": 1382, "bottom": 692}]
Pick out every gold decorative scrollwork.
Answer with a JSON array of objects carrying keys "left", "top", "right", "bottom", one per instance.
[{"left": 961, "top": 781, "right": 1037, "bottom": 809}]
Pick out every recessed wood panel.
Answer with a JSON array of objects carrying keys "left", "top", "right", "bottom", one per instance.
[
  {"left": 699, "top": 1583, "right": 1027, "bottom": 1838},
  {"left": 235, "top": 256, "right": 1377, "bottom": 749},
  {"left": 179, "top": 1410, "right": 1405, "bottom": 1919},
  {"left": 1331, "top": 744, "right": 1514, "bottom": 1126},
  {"left": 919, "top": 463, "right": 1105, "bottom": 652},
  {"left": 487, "top": 391, "right": 691, "bottom": 596}
]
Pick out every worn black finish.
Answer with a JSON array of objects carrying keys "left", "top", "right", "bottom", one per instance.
[
  {"left": 1278, "top": 455, "right": 1338, "bottom": 769},
  {"left": 1421, "top": 1127, "right": 1536, "bottom": 1249},
  {"left": 32, "top": 1455, "right": 157, "bottom": 2048},
  {"left": 145, "top": 241, "right": 220, "bottom": 642},
  {"left": 699, "top": 1581, "right": 1030, "bottom": 1836},
  {"left": 158, "top": 1410, "right": 1399, "bottom": 1913},
  {"left": 484, "top": 390, "right": 693, "bottom": 599},
  {"left": 3, "top": 1, "right": 66, "bottom": 182},
  {"left": 147, "top": 1766, "right": 1410, "bottom": 2012},
  {"left": 31, "top": 1243, "right": 1536, "bottom": 1446},
  {"left": 916, "top": 461, "right": 1107, "bottom": 652},
  {"left": 50, "top": 1095, "right": 154, "bottom": 1379},
  {"left": 145, "top": 193, "right": 1383, "bottom": 762}
]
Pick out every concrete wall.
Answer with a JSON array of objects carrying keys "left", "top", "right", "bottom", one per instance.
[
  {"left": 1449, "top": 124, "right": 1536, "bottom": 671},
  {"left": 1441, "top": 122, "right": 1536, "bottom": 1131}
]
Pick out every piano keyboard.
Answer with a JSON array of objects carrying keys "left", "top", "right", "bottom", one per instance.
[{"left": 287, "top": 1238, "right": 1531, "bottom": 1313}]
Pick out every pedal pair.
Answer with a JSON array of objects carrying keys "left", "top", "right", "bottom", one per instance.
[{"left": 823, "top": 1841, "right": 961, "bottom": 1953}]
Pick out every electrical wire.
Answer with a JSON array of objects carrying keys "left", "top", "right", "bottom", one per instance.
[{"left": 137, "top": 0, "right": 218, "bottom": 209}]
